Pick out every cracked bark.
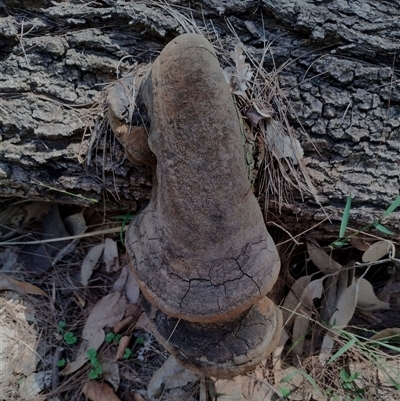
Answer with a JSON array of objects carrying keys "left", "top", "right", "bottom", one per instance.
[{"left": 1, "top": 0, "right": 400, "bottom": 240}]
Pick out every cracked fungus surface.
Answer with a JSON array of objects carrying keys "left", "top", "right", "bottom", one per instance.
[
  {"left": 126, "top": 204, "right": 280, "bottom": 323},
  {"left": 142, "top": 296, "right": 281, "bottom": 378}
]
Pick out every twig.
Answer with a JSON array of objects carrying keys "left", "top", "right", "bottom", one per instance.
[{"left": 52, "top": 347, "right": 64, "bottom": 391}]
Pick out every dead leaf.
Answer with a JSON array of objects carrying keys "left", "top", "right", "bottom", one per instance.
[
  {"left": 319, "top": 282, "right": 358, "bottom": 364},
  {"left": 147, "top": 355, "right": 199, "bottom": 401},
  {"left": 223, "top": 45, "right": 253, "bottom": 98},
  {"left": 59, "top": 329, "right": 105, "bottom": 376},
  {"left": 357, "top": 278, "right": 390, "bottom": 311},
  {"left": 300, "top": 277, "right": 325, "bottom": 309},
  {"left": 81, "top": 243, "right": 105, "bottom": 286},
  {"left": 376, "top": 359, "right": 400, "bottom": 387},
  {"left": 17, "top": 204, "right": 70, "bottom": 275},
  {"left": 282, "top": 275, "right": 312, "bottom": 328},
  {"left": 113, "top": 264, "right": 129, "bottom": 292},
  {"left": 131, "top": 394, "right": 146, "bottom": 401},
  {"left": 64, "top": 211, "right": 87, "bottom": 236},
  {"left": 292, "top": 277, "right": 325, "bottom": 356},
  {"left": 104, "top": 238, "right": 120, "bottom": 272},
  {"left": 214, "top": 376, "right": 245, "bottom": 401},
  {"left": 125, "top": 268, "right": 140, "bottom": 304},
  {"left": 125, "top": 303, "right": 141, "bottom": 318},
  {"left": 82, "top": 380, "right": 122, "bottom": 401},
  {"left": 135, "top": 312, "right": 153, "bottom": 333},
  {"left": 101, "top": 352, "right": 120, "bottom": 391},
  {"left": 19, "top": 371, "right": 52, "bottom": 400},
  {"left": 362, "top": 240, "right": 392, "bottom": 262},
  {"left": 116, "top": 335, "right": 131, "bottom": 360},
  {"left": 0, "top": 273, "right": 48, "bottom": 297},
  {"left": 307, "top": 240, "right": 342, "bottom": 273},
  {"left": 83, "top": 291, "right": 126, "bottom": 340},
  {"left": 265, "top": 119, "right": 304, "bottom": 165},
  {"left": 113, "top": 316, "right": 134, "bottom": 334},
  {"left": 369, "top": 328, "right": 400, "bottom": 342},
  {"left": 242, "top": 371, "right": 279, "bottom": 401},
  {"left": 350, "top": 236, "right": 371, "bottom": 251}
]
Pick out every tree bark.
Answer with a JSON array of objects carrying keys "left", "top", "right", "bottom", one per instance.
[{"left": 1, "top": 0, "right": 399, "bottom": 239}]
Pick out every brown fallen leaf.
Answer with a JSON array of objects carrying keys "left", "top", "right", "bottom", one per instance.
[
  {"left": 131, "top": 394, "right": 146, "bottom": 401},
  {"left": 357, "top": 278, "right": 390, "bottom": 311},
  {"left": 0, "top": 273, "right": 48, "bottom": 297},
  {"left": 104, "top": 238, "right": 120, "bottom": 273},
  {"left": 349, "top": 236, "right": 371, "bottom": 251},
  {"left": 81, "top": 243, "right": 105, "bottom": 286},
  {"left": 116, "top": 335, "right": 131, "bottom": 360},
  {"left": 292, "top": 277, "right": 325, "bottom": 356},
  {"left": 125, "top": 268, "right": 140, "bottom": 304},
  {"left": 113, "top": 316, "right": 134, "bottom": 334},
  {"left": 281, "top": 275, "right": 312, "bottom": 329},
  {"left": 320, "top": 282, "right": 358, "bottom": 364},
  {"left": 369, "top": 328, "right": 400, "bottom": 342},
  {"left": 83, "top": 291, "right": 126, "bottom": 340},
  {"left": 101, "top": 349, "right": 120, "bottom": 391},
  {"left": 307, "top": 240, "right": 342, "bottom": 273},
  {"left": 362, "top": 240, "right": 392, "bottom": 263},
  {"left": 147, "top": 355, "right": 199, "bottom": 401},
  {"left": 82, "top": 380, "right": 122, "bottom": 401},
  {"left": 113, "top": 264, "right": 129, "bottom": 292},
  {"left": 125, "top": 303, "right": 141, "bottom": 318}
]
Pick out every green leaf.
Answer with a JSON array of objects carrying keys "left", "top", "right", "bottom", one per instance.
[
  {"left": 57, "top": 321, "right": 66, "bottom": 333},
  {"left": 349, "top": 372, "right": 359, "bottom": 381},
  {"left": 135, "top": 337, "right": 145, "bottom": 345},
  {"left": 374, "top": 223, "right": 393, "bottom": 236},
  {"left": 88, "top": 370, "right": 99, "bottom": 380},
  {"left": 94, "top": 364, "right": 103, "bottom": 375},
  {"left": 333, "top": 240, "right": 349, "bottom": 247},
  {"left": 57, "top": 358, "right": 66, "bottom": 367},
  {"left": 87, "top": 348, "right": 97, "bottom": 359},
  {"left": 280, "top": 369, "right": 299, "bottom": 383},
  {"left": 383, "top": 195, "right": 400, "bottom": 218},
  {"left": 340, "top": 368, "right": 349, "bottom": 382},
  {"left": 279, "top": 387, "right": 291, "bottom": 398},
  {"left": 63, "top": 332, "right": 77, "bottom": 345},
  {"left": 105, "top": 333, "right": 115, "bottom": 343},
  {"left": 90, "top": 358, "right": 100, "bottom": 368},
  {"left": 329, "top": 337, "right": 357, "bottom": 364},
  {"left": 114, "top": 334, "right": 122, "bottom": 344},
  {"left": 123, "top": 348, "right": 132, "bottom": 359},
  {"left": 340, "top": 195, "right": 352, "bottom": 238}
]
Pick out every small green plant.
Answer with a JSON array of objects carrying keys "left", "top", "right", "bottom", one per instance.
[
  {"left": 57, "top": 321, "right": 66, "bottom": 333},
  {"left": 340, "top": 368, "right": 359, "bottom": 390},
  {"left": 57, "top": 358, "right": 66, "bottom": 367},
  {"left": 332, "top": 194, "right": 400, "bottom": 248},
  {"left": 87, "top": 348, "right": 103, "bottom": 380},
  {"left": 123, "top": 348, "right": 132, "bottom": 359},
  {"left": 339, "top": 368, "right": 365, "bottom": 400},
  {"left": 63, "top": 331, "right": 77, "bottom": 345},
  {"left": 135, "top": 336, "right": 145, "bottom": 345},
  {"left": 105, "top": 332, "right": 122, "bottom": 344}
]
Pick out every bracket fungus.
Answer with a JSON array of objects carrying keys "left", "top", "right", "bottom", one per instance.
[{"left": 108, "top": 34, "right": 282, "bottom": 378}]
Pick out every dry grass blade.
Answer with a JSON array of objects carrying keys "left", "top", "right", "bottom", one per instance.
[{"left": 0, "top": 273, "right": 48, "bottom": 297}]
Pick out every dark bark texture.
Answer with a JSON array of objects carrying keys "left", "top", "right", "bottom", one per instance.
[{"left": 1, "top": 0, "right": 399, "bottom": 239}]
